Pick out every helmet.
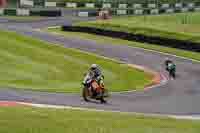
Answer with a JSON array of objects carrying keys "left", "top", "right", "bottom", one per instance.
[
  {"left": 165, "top": 57, "right": 170, "bottom": 61},
  {"left": 91, "top": 64, "right": 98, "bottom": 69}
]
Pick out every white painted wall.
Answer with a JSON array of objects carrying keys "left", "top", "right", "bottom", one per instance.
[
  {"left": 150, "top": 9, "right": 159, "bottom": 14},
  {"left": 165, "top": 8, "right": 174, "bottom": 13},
  {"left": 117, "top": 10, "right": 127, "bottom": 15},
  {"left": 118, "top": 4, "right": 127, "bottom": 8},
  {"left": 17, "top": 9, "right": 30, "bottom": 16},
  {"left": 20, "top": 0, "right": 34, "bottom": 7},
  {"left": 0, "top": 9, "right": 4, "bottom": 15},
  {"left": 181, "top": 8, "right": 189, "bottom": 12},
  {"left": 175, "top": 3, "right": 182, "bottom": 8},
  {"left": 134, "top": 9, "right": 143, "bottom": 15},
  {"left": 102, "top": 3, "right": 111, "bottom": 8},
  {"left": 66, "top": 3, "right": 77, "bottom": 8},
  {"left": 133, "top": 4, "right": 142, "bottom": 9},
  {"left": 45, "top": 2, "right": 57, "bottom": 7},
  {"left": 194, "top": 7, "right": 200, "bottom": 11},
  {"left": 78, "top": 12, "right": 88, "bottom": 17},
  {"left": 187, "top": 3, "right": 194, "bottom": 8},
  {"left": 161, "top": 4, "right": 170, "bottom": 9},
  {"left": 85, "top": 3, "right": 95, "bottom": 8},
  {"left": 148, "top": 4, "right": 156, "bottom": 8}
]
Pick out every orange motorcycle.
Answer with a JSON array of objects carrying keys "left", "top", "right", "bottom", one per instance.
[{"left": 82, "top": 77, "right": 108, "bottom": 103}]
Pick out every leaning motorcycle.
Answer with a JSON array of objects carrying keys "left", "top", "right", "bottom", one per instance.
[{"left": 82, "top": 77, "right": 109, "bottom": 103}]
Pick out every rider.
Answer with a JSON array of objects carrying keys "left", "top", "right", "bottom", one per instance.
[
  {"left": 164, "top": 58, "right": 176, "bottom": 79},
  {"left": 165, "top": 57, "right": 173, "bottom": 71},
  {"left": 89, "top": 64, "right": 102, "bottom": 83},
  {"left": 83, "top": 64, "right": 103, "bottom": 94}
]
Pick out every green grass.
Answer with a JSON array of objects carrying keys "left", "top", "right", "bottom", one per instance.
[
  {"left": 76, "top": 12, "right": 200, "bottom": 43},
  {"left": 47, "top": 28, "right": 200, "bottom": 61},
  {"left": 0, "top": 106, "right": 200, "bottom": 133},
  {"left": 0, "top": 30, "right": 152, "bottom": 93}
]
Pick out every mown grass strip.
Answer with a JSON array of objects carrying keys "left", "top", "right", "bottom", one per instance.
[
  {"left": 0, "top": 30, "right": 151, "bottom": 92},
  {"left": 75, "top": 12, "right": 200, "bottom": 43},
  {"left": 0, "top": 106, "right": 199, "bottom": 133}
]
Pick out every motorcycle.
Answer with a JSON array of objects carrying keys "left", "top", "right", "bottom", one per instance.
[
  {"left": 166, "top": 63, "right": 176, "bottom": 79},
  {"left": 82, "top": 75, "right": 109, "bottom": 103}
]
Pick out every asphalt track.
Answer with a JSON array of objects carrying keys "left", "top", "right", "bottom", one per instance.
[{"left": 0, "top": 17, "right": 200, "bottom": 117}]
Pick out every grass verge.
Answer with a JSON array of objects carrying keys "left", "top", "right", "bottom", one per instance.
[
  {"left": 0, "top": 30, "right": 152, "bottom": 93},
  {"left": 0, "top": 106, "right": 199, "bottom": 133},
  {"left": 46, "top": 28, "right": 200, "bottom": 61},
  {"left": 75, "top": 12, "right": 200, "bottom": 43}
]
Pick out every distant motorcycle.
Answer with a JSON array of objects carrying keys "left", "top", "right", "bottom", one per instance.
[
  {"left": 166, "top": 62, "right": 176, "bottom": 79},
  {"left": 82, "top": 75, "right": 109, "bottom": 104}
]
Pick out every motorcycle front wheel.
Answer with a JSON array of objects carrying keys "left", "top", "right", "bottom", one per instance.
[{"left": 82, "top": 87, "right": 89, "bottom": 102}]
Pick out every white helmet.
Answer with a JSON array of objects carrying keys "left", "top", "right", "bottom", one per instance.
[
  {"left": 91, "top": 64, "right": 98, "bottom": 69},
  {"left": 165, "top": 57, "right": 169, "bottom": 60}
]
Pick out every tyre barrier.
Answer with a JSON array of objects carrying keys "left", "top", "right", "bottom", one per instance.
[
  {"left": 4, "top": 8, "right": 16, "bottom": 15},
  {"left": 0, "top": 8, "right": 62, "bottom": 17},
  {"left": 39, "top": 10, "right": 61, "bottom": 17},
  {"left": 62, "top": 25, "right": 200, "bottom": 52}
]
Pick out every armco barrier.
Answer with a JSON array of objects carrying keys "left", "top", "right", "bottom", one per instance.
[
  {"left": 66, "top": 2, "right": 77, "bottom": 8},
  {"left": 134, "top": 9, "right": 143, "bottom": 15},
  {"left": 133, "top": 4, "right": 142, "bottom": 9},
  {"left": 165, "top": 8, "right": 174, "bottom": 13},
  {"left": 45, "top": 2, "right": 57, "bottom": 7},
  {"left": 148, "top": 4, "right": 156, "bottom": 8},
  {"left": 161, "top": 4, "right": 170, "bottom": 9},
  {"left": 150, "top": 9, "right": 159, "bottom": 14},
  {"left": 62, "top": 26, "right": 200, "bottom": 52},
  {"left": 85, "top": 3, "right": 95, "bottom": 8},
  {"left": 102, "top": 3, "right": 111, "bottom": 8},
  {"left": 118, "top": 4, "right": 127, "bottom": 9},
  {"left": 20, "top": 0, "right": 34, "bottom": 7},
  {"left": 117, "top": 10, "right": 127, "bottom": 15}
]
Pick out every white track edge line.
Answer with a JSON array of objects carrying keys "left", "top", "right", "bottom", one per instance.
[{"left": 17, "top": 102, "right": 200, "bottom": 120}]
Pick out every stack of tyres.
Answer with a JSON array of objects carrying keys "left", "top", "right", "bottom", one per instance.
[{"left": 4, "top": 9, "right": 16, "bottom": 15}]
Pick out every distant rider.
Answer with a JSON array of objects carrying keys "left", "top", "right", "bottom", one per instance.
[
  {"left": 165, "top": 57, "right": 173, "bottom": 71},
  {"left": 164, "top": 58, "right": 176, "bottom": 79}
]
